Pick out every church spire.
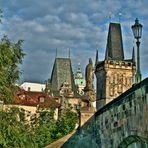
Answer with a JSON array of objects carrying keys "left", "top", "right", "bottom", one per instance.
[
  {"left": 105, "top": 22, "right": 124, "bottom": 60},
  {"left": 95, "top": 49, "right": 99, "bottom": 66}
]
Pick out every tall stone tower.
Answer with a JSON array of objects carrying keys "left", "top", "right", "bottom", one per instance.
[
  {"left": 49, "top": 57, "right": 77, "bottom": 96},
  {"left": 95, "top": 22, "right": 136, "bottom": 110}
]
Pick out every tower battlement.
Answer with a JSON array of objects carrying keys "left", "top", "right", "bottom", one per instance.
[{"left": 96, "top": 60, "right": 136, "bottom": 72}]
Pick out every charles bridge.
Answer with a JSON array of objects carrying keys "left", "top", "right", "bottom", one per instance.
[{"left": 62, "top": 77, "right": 148, "bottom": 148}]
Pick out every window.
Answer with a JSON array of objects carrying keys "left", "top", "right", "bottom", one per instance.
[
  {"left": 114, "top": 121, "right": 118, "bottom": 127},
  {"left": 134, "top": 106, "right": 136, "bottom": 114},
  {"left": 40, "top": 97, "right": 45, "bottom": 103},
  {"left": 123, "top": 104, "right": 126, "bottom": 110},
  {"left": 28, "top": 87, "right": 31, "bottom": 91},
  {"left": 129, "top": 101, "right": 132, "bottom": 107}
]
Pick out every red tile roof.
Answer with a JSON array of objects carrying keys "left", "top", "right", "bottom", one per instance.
[{"left": 15, "top": 89, "right": 60, "bottom": 108}]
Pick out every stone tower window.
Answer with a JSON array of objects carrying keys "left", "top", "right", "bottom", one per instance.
[
  {"left": 118, "top": 84, "right": 122, "bottom": 93},
  {"left": 110, "top": 86, "right": 114, "bottom": 96}
]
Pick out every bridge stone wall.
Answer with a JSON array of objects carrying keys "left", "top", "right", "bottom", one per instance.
[{"left": 62, "top": 78, "right": 148, "bottom": 148}]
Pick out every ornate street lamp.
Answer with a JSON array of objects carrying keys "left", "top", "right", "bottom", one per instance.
[{"left": 131, "top": 18, "right": 143, "bottom": 83}]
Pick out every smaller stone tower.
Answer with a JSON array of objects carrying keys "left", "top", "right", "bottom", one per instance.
[{"left": 95, "top": 22, "right": 136, "bottom": 110}]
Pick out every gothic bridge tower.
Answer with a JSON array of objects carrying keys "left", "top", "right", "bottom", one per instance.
[{"left": 95, "top": 22, "right": 136, "bottom": 110}]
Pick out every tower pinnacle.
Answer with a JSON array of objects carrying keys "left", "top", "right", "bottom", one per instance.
[
  {"left": 95, "top": 49, "right": 99, "bottom": 66},
  {"left": 105, "top": 23, "right": 124, "bottom": 60}
]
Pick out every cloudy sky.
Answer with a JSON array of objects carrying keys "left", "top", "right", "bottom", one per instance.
[{"left": 0, "top": 0, "right": 148, "bottom": 83}]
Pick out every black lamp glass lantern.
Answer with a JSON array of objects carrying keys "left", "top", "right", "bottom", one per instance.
[{"left": 131, "top": 18, "right": 143, "bottom": 39}]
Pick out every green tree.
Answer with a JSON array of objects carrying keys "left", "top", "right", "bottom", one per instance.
[
  {"left": 56, "top": 109, "right": 78, "bottom": 136},
  {"left": 0, "top": 106, "right": 78, "bottom": 148},
  {"left": 0, "top": 36, "right": 25, "bottom": 103},
  {"left": 31, "top": 108, "right": 78, "bottom": 148},
  {"left": 32, "top": 108, "right": 57, "bottom": 147},
  {"left": 0, "top": 107, "right": 37, "bottom": 148}
]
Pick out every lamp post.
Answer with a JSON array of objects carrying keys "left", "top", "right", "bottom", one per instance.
[{"left": 131, "top": 18, "right": 143, "bottom": 83}]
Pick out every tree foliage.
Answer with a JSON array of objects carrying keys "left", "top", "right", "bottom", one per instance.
[
  {"left": 0, "top": 107, "right": 37, "bottom": 148},
  {"left": 33, "top": 108, "right": 78, "bottom": 147},
  {"left": 56, "top": 110, "right": 78, "bottom": 136},
  {"left": 0, "top": 107, "right": 78, "bottom": 148},
  {"left": 0, "top": 36, "right": 25, "bottom": 103}
]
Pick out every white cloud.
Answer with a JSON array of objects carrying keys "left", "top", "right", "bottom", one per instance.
[{"left": 0, "top": 0, "right": 148, "bottom": 82}]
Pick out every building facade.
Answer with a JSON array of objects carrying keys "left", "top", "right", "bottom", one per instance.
[{"left": 20, "top": 82, "right": 45, "bottom": 92}]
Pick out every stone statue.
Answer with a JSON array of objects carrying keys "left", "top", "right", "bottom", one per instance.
[{"left": 85, "top": 58, "right": 94, "bottom": 90}]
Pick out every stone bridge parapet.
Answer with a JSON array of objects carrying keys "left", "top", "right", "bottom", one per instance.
[{"left": 63, "top": 78, "right": 148, "bottom": 148}]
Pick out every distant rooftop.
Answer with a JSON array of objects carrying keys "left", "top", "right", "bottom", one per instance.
[{"left": 20, "top": 82, "right": 45, "bottom": 92}]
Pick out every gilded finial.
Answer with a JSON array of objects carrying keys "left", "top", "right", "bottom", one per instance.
[
  {"left": 118, "top": 13, "right": 122, "bottom": 23},
  {"left": 108, "top": 12, "right": 112, "bottom": 22}
]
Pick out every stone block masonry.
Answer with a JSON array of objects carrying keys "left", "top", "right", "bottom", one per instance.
[{"left": 62, "top": 77, "right": 148, "bottom": 148}]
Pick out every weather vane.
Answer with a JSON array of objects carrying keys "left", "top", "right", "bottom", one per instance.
[
  {"left": 78, "top": 61, "right": 81, "bottom": 68},
  {"left": 77, "top": 54, "right": 81, "bottom": 69},
  {"left": 118, "top": 13, "right": 122, "bottom": 23},
  {"left": 108, "top": 12, "right": 112, "bottom": 22}
]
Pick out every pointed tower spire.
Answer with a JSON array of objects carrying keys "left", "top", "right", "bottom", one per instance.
[
  {"left": 78, "top": 62, "right": 80, "bottom": 69},
  {"left": 105, "top": 23, "right": 124, "bottom": 60},
  {"left": 95, "top": 49, "right": 99, "bottom": 66},
  {"left": 132, "top": 46, "right": 135, "bottom": 63},
  {"left": 75, "top": 62, "right": 83, "bottom": 79}
]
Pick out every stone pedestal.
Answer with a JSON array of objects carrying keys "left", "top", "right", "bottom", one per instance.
[
  {"left": 82, "top": 87, "right": 96, "bottom": 108},
  {"left": 79, "top": 87, "right": 96, "bottom": 126},
  {"left": 80, "top": 107, "right": 96, "bottom": 126}
]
